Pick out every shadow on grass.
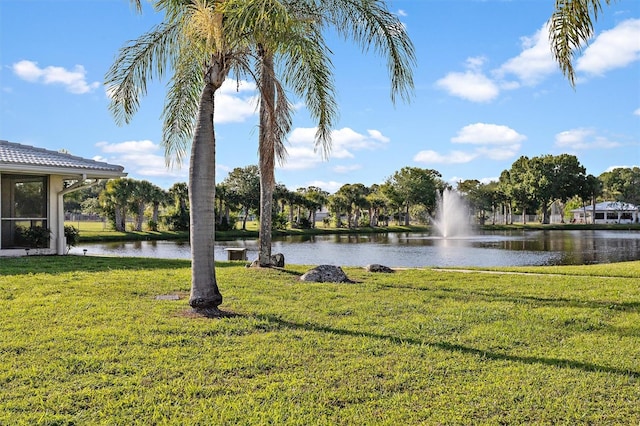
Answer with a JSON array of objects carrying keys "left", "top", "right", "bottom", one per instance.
[
  {"left": 256, "top": 314, "right": 640, "bottom": 379},
  {"left": 382, "top": 283, "right": 640, "bottom": 312},
  {"left": 0, "top": 255, "right": 304, "bottom": 276}
]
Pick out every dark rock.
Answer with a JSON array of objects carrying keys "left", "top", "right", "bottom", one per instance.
[
  {"left": 300, "top": 265, "right": 353, "bottom": 283},
  {"left": 365, "top": 264, "right": 395, "bottom": 273},
  {"left": 247, "top": 253, "right": 285, "bottom": 268},
  {"left": 271, "top": 253, "right": 285, "bottom": 267}
]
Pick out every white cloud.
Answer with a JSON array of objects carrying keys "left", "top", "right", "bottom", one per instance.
[
  {"left": 465, "top": 56, "right": 487, "bottom": 71},
  {"left": 605, "top": 164, "right": 640, "bottom": 172},
  {"left": 436, "top": 70, "right": 499, "bottom": 103},
  {"left": 366, "top": 129, "right": 390, "bottom": 143},
  {"left": 451, "top": 123, "right": 527, "bottom": 145},
  {"left": 333, "top": 164, "right": 363, "bottom": 174},
  {"left": 397, "top": 9, "right": 407, "bottom": 17},
  {"left": 219, "top": 78, "right": 256, "bottom": 94},
  {"left": 634, "top": 108, "right": 640, "bottom": 116},
  {"left": 280, "top": 145, "right": 325, "bottom": 170},
  {"left": 333, "top": 127, "right": 390, "bottom": 151},
  {"left": 476, "top": 145, "right": 522, "bottom": 161},
  {"left": 415, "top": 123, "right": 524, "bottom": 165},
  {"left": 413, "top": 150, "right": 477, "bottom": 164},
  {"left": 96, "top": 139, "right": 156, "bottom": 153},
  {"left": 437, "top": 19, "right": 638, "bottom": 104},
  {"left": 105, "top": 77, "right": 258, "bottom": 123},
  {"left": 215, "top": 79, "right": 258, "bottom": 123},
  {"left": 305, "top": 180, "right": 344, "bottom": 194},
  {"left": 495, "top": 24, "right": 557, "bottom": 86},
  {"left": 577, "top": 19, "right": 640, "bottom": 76},
  {"left": 555, "top": 128, "right": 622, "bottom": 150},
  {"left": 95, "top": 140, "right": 188, "bottom": 179},
  {"left": 438, "top": 26, "right": 558, "bottom": 101},
  {"left": 12, "top": 60, "right": 99, "bottom": 94},
  {"left": 479, "top": 176, "right": 499, "bottom": 185},
  {"left": 281, "top": 127, "right": 390, "bottom": 171}
]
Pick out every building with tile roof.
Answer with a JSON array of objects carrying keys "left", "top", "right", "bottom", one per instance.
[{"left": 1, "top": 140, "right": 126, "bottom": 256}]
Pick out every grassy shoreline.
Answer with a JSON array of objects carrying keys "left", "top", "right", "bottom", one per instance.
[
  {"left": 1, "top": 257, "right": 639, "bottom": 424},
  {"left": 71, "top": 221, "right": 640, "bottom": 243}
]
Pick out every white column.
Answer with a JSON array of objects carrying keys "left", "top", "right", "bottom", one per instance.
[{"left": 49, "top": 175, "right": 65, "bottom": 255}]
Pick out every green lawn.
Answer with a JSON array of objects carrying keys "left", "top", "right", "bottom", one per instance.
[
  {"left": 1, "top": 257, "right": 639, "bottom": 424},
  {"left": 65, "top": 220, "right": 435, "bottom": 242}
]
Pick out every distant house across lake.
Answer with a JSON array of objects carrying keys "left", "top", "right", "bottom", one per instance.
[
  {"left": 570, "top": 201, "right": 639, "bottom": 224},
  {"left": 0, "top": 140, "right": 126, "bottom": 256}
]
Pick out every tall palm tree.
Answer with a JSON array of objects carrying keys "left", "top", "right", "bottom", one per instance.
[
  {"left": 298, "top": 186, "right": 329, "bottom": 228},
  {"left": 128, "top": 180, "right": 161, "bottom": 231},
  {"left": 100, "top": 178, "right": 133, "bottom": 231},
  {"left": 107, "top": 0, "right": 253, "bottom": 315},
  {"left": 222, "top": 0, "right": 415, "bottom": 266},
  {"left": 147, "top": 183, "right": 168, "bottom": 227},
  {"left": 220, "top": 0, "right": 330, "bottom": 266},
  {"left": 167, "top": 182, "right": 189, "bottom": 231}
]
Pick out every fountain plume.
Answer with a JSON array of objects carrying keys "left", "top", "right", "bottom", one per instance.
[{"left": 431, "top": 189, "right": 472, "bottom": 238}]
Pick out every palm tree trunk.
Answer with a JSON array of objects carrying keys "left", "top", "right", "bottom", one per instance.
[
  {"left": 114, "top": 208, "right": 123, "bottom": 232},
  {"left": 136, "top": 202, "right": 145, "bottom": 231},
  {"left": 152, "top": 203, "right": 160, "bottom": 223},
  {"left": 288, "top": 201, "right": 294, "bottom": 225},
  {"left": 258, "top": 49, "right": 276, "bottom": 267},
  {"left": 120, "top": 206, "right": 127, "bottom": 231},
  {"left": 188, "top": 65, "right": 224, "bottom": 313}
]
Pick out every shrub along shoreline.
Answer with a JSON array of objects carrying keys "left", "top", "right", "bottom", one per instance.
[{"left": 1, "top": 256, "right": 639, "bottom": 424}]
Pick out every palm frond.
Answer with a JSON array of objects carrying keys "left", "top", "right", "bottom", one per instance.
[
  {"left": 273, "top": 77, "right": 293, "bottom": 165},
  {"left": 129, "top": 0, "right": 143, "bottom": 14},
  {"left": 105, "top": 22, "right": 181, "bottom": 125},
  {"left": 184, "top": 0, "right": 227, "bottom": 52},
  {"left": 279, "top": 25, "right": 338, "bottom": 158},
  {"left": 161, "top": 43, "right": 205, "bottom": 168},
  {"left": 318, "top": 0, "right": 416, "bottom": 104},
  {"left": 548, "top": 0, "right": 612, "bottom": 87}
]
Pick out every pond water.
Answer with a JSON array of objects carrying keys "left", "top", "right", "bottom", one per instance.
[{"left": 71, "top": 229, "right": 640, "bottom": 268}]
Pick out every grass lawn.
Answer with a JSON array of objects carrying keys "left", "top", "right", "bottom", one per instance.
[
  {"left": 1, "top": 257, "right": 639, "bottom": 425},
  {"left": 65, "top": 220, "right": 435, "bottom": 243}
]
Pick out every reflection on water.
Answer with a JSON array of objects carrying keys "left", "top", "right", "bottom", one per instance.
[{"left": 71, "top": 230, "right": 640, "bottom": 268}]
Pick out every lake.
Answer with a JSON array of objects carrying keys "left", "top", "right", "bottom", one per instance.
[{"left": 71, "top": 229, "right": 640, "bottom": 268}]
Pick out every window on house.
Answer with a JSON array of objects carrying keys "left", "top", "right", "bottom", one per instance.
[
  {"left": 595, "top": 213, "right": 604, "bottom": 220},
  {"left": 1, "top": 174, "right": 49, "bottom": 249}
]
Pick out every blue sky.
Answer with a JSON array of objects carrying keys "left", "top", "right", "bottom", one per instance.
[{"left": 1, "top": 0, "right": 639, "bottom": 192}]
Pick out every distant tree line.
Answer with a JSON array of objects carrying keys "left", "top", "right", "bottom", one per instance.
[{"left": 64, "top": 156, "right": 640, "bottom": 231}]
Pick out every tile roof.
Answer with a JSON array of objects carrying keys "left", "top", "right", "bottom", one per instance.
[
  {"left": 593, "top": 201, "right": 638, "bottom": 211},
  {"left": 571, "top": 201, "right": 638, "bottom": 212},
  {"left": 0, "top": 140, "right": 125, "bottom": 176}
]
